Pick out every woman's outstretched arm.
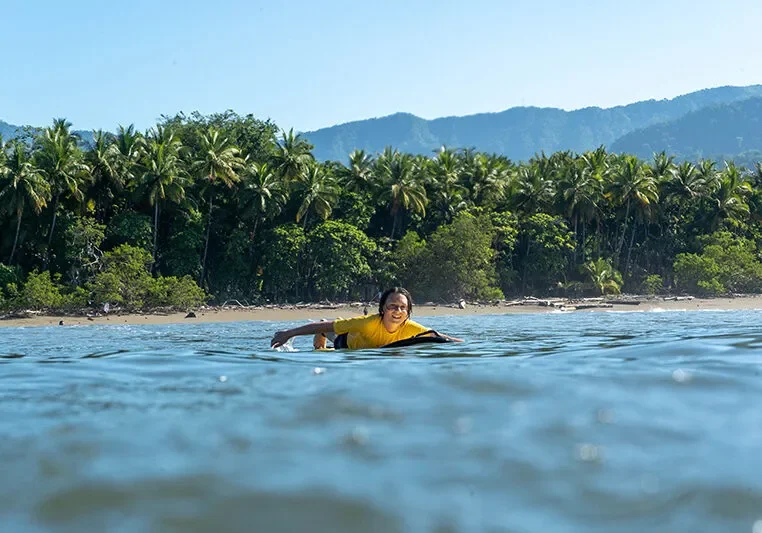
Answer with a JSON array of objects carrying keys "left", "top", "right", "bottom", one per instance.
[{"left": 271, "top": 320, "right": 336, "bottom": 348}]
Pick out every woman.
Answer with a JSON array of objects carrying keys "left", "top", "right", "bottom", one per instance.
[{"left": 270, "top": 287, "right": 462, "bottom": 350}]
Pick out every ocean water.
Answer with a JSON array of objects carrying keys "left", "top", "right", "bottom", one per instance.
[{"left": 2, "top": 309, "right": 762, "bottom": 533}]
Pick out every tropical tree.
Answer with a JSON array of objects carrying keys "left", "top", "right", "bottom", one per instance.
[
  {"left": 512, "top": 163, "right": 555, "bottom": 216},
  {"left": 464, "top": 153, "right": 510, "bottom": 209},
  {"left": 338, "top": 149, "right": 374, "bottom": 193},
  {"left": 0, "top": 141, "right": 51, "bottom": 264},
  {"left": 706, "top": 162, "right": 752, "bottom": 231},
  {"left": 584, "top": 258, "right": 623, "bottom": 295},
  {"left": 271, "top": 128, "right": 314, "bottom": 183},
  {"left": 190, "top": 127, "right": 244, "bottom": 285},
  {"left": 113, "top": 124, "right": 146, "bottom": 191},
  {"left": 375, "top": 148, "right": 427, "bottom": 239},
  {"left": 425, "top": 146, "right": 467, "bottom": 224},
  {"left": 85, "top": 129, "right": 121, "bottom": 221},
  {"left": 239, "top": 161, "right": 287, "bottom": 237},
  {"left": 557, "top": 160, "right": 600, "bottom": 262},
  {"left": 34, "top": 118, "right": 90, "bottom": 266},
  {"left": 294, "top": 163, "right": 338, "bottom": 229},
  {"left": 606, "top": 155, "right": 658, "bottom": 271},
  {"left": 135, "top": 127, "right": 187, "bottom": 265}
]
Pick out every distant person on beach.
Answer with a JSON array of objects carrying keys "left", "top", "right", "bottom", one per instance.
[{"left": 270, "top": 287, "right": 462, "bottom": 350}]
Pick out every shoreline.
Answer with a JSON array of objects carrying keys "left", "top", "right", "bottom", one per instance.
[{"left": 2, "top": 295, "right": 762, "bottom": 328}]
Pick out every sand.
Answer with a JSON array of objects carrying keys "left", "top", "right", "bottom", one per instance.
[{"left": 1, "top": 295, "right": 761, "bottom": 328}]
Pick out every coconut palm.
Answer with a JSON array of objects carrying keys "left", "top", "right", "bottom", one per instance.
[
  {"left": 427, "top": 146, "right": 467, "bottom": 223},
  {"left": 294, "top": 163, "right": 338, "bottom": 229},
  {"left": 239, "top": 162, "right": 287, "bottom": 233},
  {"left": 584, "top": 258, "right": 622, "bottom": 295},
  {"left": 512, "top": 163, "right": 555, "bottom": 215},
  {"left": 85, "top": 130, "right": 121, "bottom": 220},
  {"left": 606, "top": 155, "right": 658, "bottom": 268},
  {"left": 338, "top": 149, "right": 374, "bottom": 193},
  {"left": 707, "top": 162, "right": 752, "bottom": 230},
  {"left": 271, "top": 128, "right": 314, "bottom": 183},
  {"left": 375, "top": 148, "right": 427, "bottom": 239},
  {"left": 190, "top": 127, "right": 245, "bottom": 285},
  {"left": 136, "top": 127, "right": 187, "bottom": 265},
  {"left": 557, "top": 161, "right": 601, "bottom": 261},
  {"left": 34, "top": 118, "right": 90, "bottom": 265},
  {"left": 663, "top": 162, "right": 700, "bottom": 204},
  {"left": 466, "top": 153, "right": 510, "bottom": 208},
  {"left": 0, "top": 141, "right": 51, "bottom": 264},
  {"left": 113, "top": 125, "right": 146, "bottom": 191}
]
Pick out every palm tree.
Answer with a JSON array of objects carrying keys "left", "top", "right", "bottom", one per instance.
[
  {"left": 113, "top": 124, "right": 146, "bottom": 192},
  {"left": 512, "top": 163, "right": 555, "bottom": 215},
  {"left": 239, "top": 161, "right": 287, "bottom": 237},
  {"left": 34, "top": 118, "right": 90, "bottom": 266},
  {"left": 649, "top": 151, "right": 675, "bottom": 182},
  {"left": 557, "top": 161, "right": 600, "bottom": 261},
  {"left": 294, "top": 163, "right": 338, "bottom": 228},
  {"left": 271, "top": 128, "right": 314, "bottom": 183},
  {"left": 190, "top": 126, "right": 244, "bottom": 285},
  {"left": 606, "top": 155, "right": 658, "bottom": 270},
  {"left": 375, "top": 148, "right": 427, "bottom": 239},
  {"left": 579, "top": 147, "right": 611, "bottom": 256},
  {"left": 428, "top": 146, "right": 467, "bottom": 223},
  {"left": 85, "top": 130, "right": 121, "bottom": 221},
  {"left": 707, "top": 162, "right": 752, "bottom": 230},
  {"left": 338, "top": 149, "right": 374, "bottom": 192},
  {"left": 136, "top": 127, "right": 187, "bottom": 265},
  {"left": 662, "top": 161, "right": 704, "bottom": 206},
  {"left": 465, "top": 153, "right": 510, "bottom": 208},
  {"left": 584, "top": 258, "right": 622, "bottom": 295},
  {"left": 0, "top": 141, "right": 51, "bottom": 264}
]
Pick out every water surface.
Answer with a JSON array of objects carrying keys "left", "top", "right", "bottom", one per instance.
[{"left": 2, "top": 309, "right": 762, "bottom": 532}]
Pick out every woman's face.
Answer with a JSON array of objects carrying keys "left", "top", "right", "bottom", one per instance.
[{"left": 381, "top": 293, "right": 409, "bottom": 331}]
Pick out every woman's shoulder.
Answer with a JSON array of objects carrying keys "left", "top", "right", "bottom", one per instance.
[
  {"left": 336, "top": 314, "right": 380, "bottom": 324},
  {"left": 403, "top": 319, "right": 429, "bottom": 332}
]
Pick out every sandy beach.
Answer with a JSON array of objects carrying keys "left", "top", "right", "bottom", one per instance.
[{"left": 2, "top": 295, "right": 761, "bottom": 328}]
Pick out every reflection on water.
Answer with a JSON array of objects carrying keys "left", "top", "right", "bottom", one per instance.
[{"left": 2, "top": 310, "right": 762, "bottom": 532}]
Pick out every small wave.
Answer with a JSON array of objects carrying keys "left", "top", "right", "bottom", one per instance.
[{"left": 34, "top": 477, "right": 403, "bottom": 533}]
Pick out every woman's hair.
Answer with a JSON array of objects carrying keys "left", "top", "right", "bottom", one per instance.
[{"left": 378, "top": 287, "right": 413, "bottom": 317}]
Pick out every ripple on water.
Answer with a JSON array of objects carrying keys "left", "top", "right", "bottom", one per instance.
[
  {"left": 1, "top": 311, "right": 762, "bottom": 532},
  {"left": 33, "top": 477, "right": 403, "bottom": 533}
]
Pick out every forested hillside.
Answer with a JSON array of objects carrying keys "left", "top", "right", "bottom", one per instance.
[
  {"left": 611, "top": 97, "right": 762, "bottom": 161},
  {"left": 304, "top": 85, "right": 762, "bottom": 162}
]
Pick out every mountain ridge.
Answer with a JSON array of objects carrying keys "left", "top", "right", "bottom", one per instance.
[
  {"left": 303, "top": 85, "right": 762, "bottom": 161},
  {"left": 4, "top": 85, "right": 762, "bottom": 163}
]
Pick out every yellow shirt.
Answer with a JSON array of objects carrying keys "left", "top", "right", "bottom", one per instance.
[{"left": 333, "top": 315, "right": 429, "bottom": 349}]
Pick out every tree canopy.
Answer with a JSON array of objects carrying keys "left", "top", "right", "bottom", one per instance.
[{"left": 1, "top": 113, "right": 761, "bottom": 313}]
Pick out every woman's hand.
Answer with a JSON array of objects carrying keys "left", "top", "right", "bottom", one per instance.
[{"left": 271, "top": 330, "right": 293, "bottom": 348}]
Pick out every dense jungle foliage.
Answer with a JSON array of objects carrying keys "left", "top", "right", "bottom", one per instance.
[{"left": 1, "top": 113, "right": 761, "bottom": 312}]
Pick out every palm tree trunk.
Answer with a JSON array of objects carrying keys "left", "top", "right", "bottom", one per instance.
[
  {"left": 582, "top": 222, "right": 588, "bottom": 263},
  {"left": 625, "top": 221, "right": 637, "bottom": 280},
  {"left": 152, "top": 201, "right": 160, "bottom": 272},
  {"left": 521, "top": 237, "right": 531, "bottom": 295},
  {"left": 9, "top": 211, "right": 22, "bottom": 265},
  {"left": 200, "top": 194, "right": 214, "bottom": 286},
  {"left": 615, "top": 199, "right": 631, "bottom": 267},
  {"left": 573, "top": 216, "right": 579, "bottom": 262},
  {"left": 44, "top": 192, "right": 60, "bottom": 269}
]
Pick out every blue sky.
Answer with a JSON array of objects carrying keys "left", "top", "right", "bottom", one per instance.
[{"left": 4, "top": 0, "right": 761, "bottom": 133}]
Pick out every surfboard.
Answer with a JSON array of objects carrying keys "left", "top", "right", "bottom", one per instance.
[{"left": 380, "top": 330, "right": 453, "bottom": 349}]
